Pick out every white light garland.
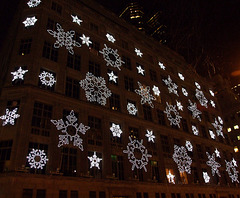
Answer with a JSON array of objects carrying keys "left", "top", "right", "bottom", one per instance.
[
  {"left": 178, "top": 73, "right": 184, "bottom": 81},
  {"left": 23, "top": 16, "right": 38, "bottom": 27},
  {"left": 182, "top": 87, "right": 188, "bottom": 96},
  {"left": 110, "top": 123, "right": 122, "bottom": 138},
  {"left": 127, "top": 103, "right": 138, "bottom": 115},
  {"left": 164, "top": 102, "right": 182, "bottom": 128},
  {"left": 195, "top": 82, "right": 201, "bottom": 89},
  {"left": 212, "top": 118, "right": 224, "bottom": 138},
  {"left": 195, "top": 89, "right": 208, "bottom": 108},
  {"left": 203, "top": 172, "right": 210, "bottom": 183},
  {"left": 185, "top": 141, "right": 193, "bottom": 152},
  {"left": 162, "top": 75, "right": 178, "bottom": 96},
  {"left": 71, "top": 15, "right": 83, "bottom": 25},
  {"left": 145, "top": 130, "right": 155, "bottom": 142},
  {"left": 39, "top": 71, "right": 56, "bottom": 87},
  {"left": 26, "top": 149, "right": 48, "bottom": 169},
  {"left": 27, "top": 0, "right": 41, "bottom": 7},
  {"left": 210, "top": 100, "right": 216, "bottom": 108},
  {"left": 209, "top": 129, "right": 216, "bottom": 139},
  {"left": 225, "top": 159, "right": 239, "bottom": 183},
  {"left": 106, "top": 33, "right": 115, "bottom": 43},
  {"left": 88, "top": 152, "right": 102, "bottom": 169},
  {"left": 0, "top": 108, "right": 20, "bottom": 126},
  {"left": 152, "top": 85, "right": 160, "bottom": 96},
  {"left": 135, "top": 48, "right": 143, "bottom": 57},
  {"left": 187, "top": 99, "right": 202, "bottom": 121},
  {"left": 206, "top": 152, "right": 221, "bottom": 177},
  {"left": 11, "top": 67, "right": 28, "bottom": 81},
  {"left": 192, "top": 125, "right": 199, "bottom": 135}
]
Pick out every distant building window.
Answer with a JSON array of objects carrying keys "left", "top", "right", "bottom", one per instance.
[
  {"left": 46, "top": 18, "right": 57, "bottom": 30},
  {"left": 70, "top": 191, "right": 78, "bottom": 198},
  {"left": 201, "top": 125, "right": 208, "bottom": 139},
  {"left": 22, "top": 189, "right": 33, "bottom": 198},
  {"left": 60, "top": 147, "right": 77, "bottom": 176},
  {"left": 122, "top": 56, "right": 131, "bottom": 70},
  {"left": 89, "top": 61, "right": 101, "bottom": 76},
  {"left": 160, "top": 135, "right": 171, "bottom": 158},
  {"left": 133, "top": 168, "right": 143, "bottom": 181},
  {"left": 89, "top": 41, "right": 100, "bottom": 51},
  {"left": 0, "top": 140, "right": 13, "bottom": 172},
  {"left": 182, "top": 119, "right": 189, "bottom": 133},
  {"left": 19, "top": 38, "right": 32, "bottom": 55},
  {"left": 65, "top": 77, "right": 80, "bottom": 99},
  {"left": 129, "top": 127, "right": 138, "bottom": 139},
  {"left": 143, "top": 104, "right": 152, "bottom": 121},
  {"left": 109, "top": 93, "right": 121, "bottom": 111},
  {"left": 36, "top": 190, "right": 46, "bottom": 198},
  {"left": 111, "top": 155, "right": 124, "bottom": 180},
  {"left": 51, "top": 1, "right": 62, "bottom": 14},
  {"left": 124, "top": 76, "right": 134, "bottom": 92},
  {"left": 136, "top": 192, "right": 142, "bottom": 198},
  {"left": 99, "top": 192, "right": 106, "bottom": 198},
  {"left": 196, "top": 144, "right": 204, "bottom": 161},
  {"left": 89, "top": 191, "right": 96, "bottom": 198},
  {"left": 157, "top": 109, "right": 166, "bottom": 125},
  {"left": 67, "top": 53, "right": 81, "bottom": 71},
  {"left": 151, "top": 160, "right": 160, "bottom": 182},
  {"left": 42, "top": 41, "right": 58, "bottom": 62},
  {"left": 143, "top": 193, "right": 149, "bottom": 198},
  {"left": 90, "top": 23, "right": 98, "bottom": 33},
  {"left": 88, "top": 116, "right": 102, "bottom": 146},
  {"left": 150, "top": 69, "right": 158, "bottom": 82}
]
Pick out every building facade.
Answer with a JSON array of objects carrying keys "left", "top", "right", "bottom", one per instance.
[{"left": 0, "top": 0, "right": 239, "bottom": 198}]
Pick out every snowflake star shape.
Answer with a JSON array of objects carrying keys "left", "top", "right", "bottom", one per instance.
[
  {"left": 136, "top": 65, "right": 145, "bottom": 75},
  {"left": 225, "top": 159, "right": 239, "bottom": 183},
  {"left": 39, "top": 71, "right": 56, "bottom": 87},
  {"left": 23, "top": 16, "right": 38, "bottom": 27},
  {"left": 71, "top": 15, "right": 83, "bottom": 25},
  {"left": 47, "top": 23, "right": 81, "bottom": 55},
  {"left": 79, "top": 72, "right": 112, "bottom": 106},
  {"left": 152, "top": 85, "right": 160, "bottom": 96},
  {"left": 135, "top": 48, "right": 143, "bottom": 57},
  {"left": 172, "top": 145, "right": 192, "bottom": 174},
  {"left": 99, "top": 44, "right": 124, "bottom": 70},
  {"left": 182, "top": 87, "right": 188, "bottom": 96},
  {"left": 210, "top": 100, "right": 216, "bottom": 108},
  {"left": 123, "top": 137, "right": 152, "bottom": 172},
  {"left": 27, "top": 0, "right": 41, "bottom": 7},
  {"left": 158, "top": 62, "right": 166, "bottom": 70},
  {"left": 212, "top": 118, "right": 224, "bottom": 138},
  {"left": 51, "top": 110, "right": 90, "bottom": 150},
  {"left": 127, "top": 103, "right": 137, "bottom": 115},
  {"left": 176, "top": 100, "right": 183, "bottom": 111},
  {"left": 162, "top": 75, "right": 178, "bottom": 96},
  {"left": 215, "top": 148, "right": 221, "bottom": 158},
  {"left": 203, "top": 172, "right": 210, "bottom": 183},
  {"left": 80, "top": 34, "right": 92, "bottom": 46},
  {"left": 11, "top": 67, "right": 28, "bottom": 81},
  {"left": 187, "top": 99, "right": 202, "bottom": 121},
  {"left": 209, "top": 130, "right": 216, "bottom": 139},
  {"left": 0, "top": 108, "right": 20, "bottom": 126},
  {"left": 88, "top": 152, "right": 102, "bottom": 169},
  {"left": 218, "top": 116, "right": 223, "bottom": 124},
  {"left": 164, "top": 102, "right": 182, "bottom": 128},
  {"left": 195, "top": 82, "right": 201, "bottom": 89},
  {"left": 167, "top": 171, "right": 175, "bottom": 184},
  {"left": 178, "top": 73, "right": 184, "bottom": 81},
  {"left": 135, "top": 82, "right": 156, "bottom": 108},
  {"left": 26, "top": 149, "right": 48, "bottom": 169},
  {"left": 106, "top": 33, "right": 115, "bottom": 43},
  {"left": 145, "top": 130, "right": 155, "bottom": 142},
  {"left": 107, "top": 71, "right": 118, "bottom": 83},
  {"left": 209, "top": 90, "right": 215, "bottom": 96},
  {"left": 185, "top": 141, "right": 193, "bottom": 152},
  {"left": 110, "top": 123, "right": 122, "bottom": 138},
  {"left": 195, "top": 89, "right": 208, "bottom": 108},
  {"left": 206, "top": 152, "right": 221, "bottom": 177},
  {"left": 192, "top": 125, "right": 199, "bottom": 135}
]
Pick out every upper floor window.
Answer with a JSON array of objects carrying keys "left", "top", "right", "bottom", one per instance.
[
  {"left": 89, "top": 61, "right": 100, "bottom": 77},
  {"left": 51, "top": 1, "right": 62, "bottom": 14},
  {"left": 150, "top": 69, "right": 158, "bottom": 82},
  {"left": 109, "top": 93, "right": 121, "bottom": 111},
  {"left": 42, "top": 41, "right": 58, "bottom": 62},
  {"left": 67, "top": 53, "right": 81, "bottom": 71},
  {"left": 90, "top": 23, "right": 98, "bottom": 33},
  {"left": 143, "top": 104, "right": 152, "bottom": 121},
  {"left": 19, "top": 38, "right": 32, "bottom": 55},
  {"left": 122, "top": 56, "right": 131, "bottom": 70},
  {"left": 65, "top": 77, "right": 80, "bottom": 99},
  {"left": 124, "top": 76, "right": 134, "bottom": 92}
]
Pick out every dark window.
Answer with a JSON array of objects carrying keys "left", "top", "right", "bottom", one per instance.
[
  {"left": 204, "top": 111, "right": 210, "bottom": 122},
  {"left": 124, "top": 76, "right": 134, "bottom": 92},
  {"left": 89, "top": 191, "right": 96, "bottom": 198},
  {"left": 155, "top": 193, "right": 160, "bottom": 198},
  {"left": 143, "top": 104, "right": 152, "bottom": 121},
  {"left": 109, "top": 93, "right": 121, "bottom": 111},
  {"left": 89, "top": 41, "right": 100, "bottom": 51},
  {"left": 88, "top": 151, "right": 102, "bottom": 178},
  {"left": 122, "top": 56, "right": 131, "bottom": 70},
  {"left": 74, "top": 32, "right": 82, "bottom": 44},
  {"left": 88, "top": 116, "right": 101, "bottom": 129},
  {"left": 143, "top": 193, "right": 149, "bottom": 198},
  {"left": 42, "top": 41, "right": 58, "bottom": 62},
  {"left": 71, "top": 191, "right": 78, "bottom": 198},
  {"left": 182, "top": 119, "right": 189, "bottom": 133},
  {"left": 172, "top": 194, "right": 176, "bottom": 198},
  {"left": 111, "top": 155, "right": 124, "bottom": 180},
  {"left": 0, "top": 140, "right": 13, "bottom": 172},
  {"left": 19, "top": 39, "right": 32, "bottom": 55},
  {"left": 151, "top": 161, "right": 160, "bottom": 182},
  {"left": 161, "top": 193, "right": 166, "bottom": 198},
  {"left": 46, "top": 18, "right": 57, "bottom": 30},
  {"left": 150, "top": 69, "right": 157, "bottom": 82},
  {"left": 51, "top": 2, "right": 62, "bottom": 14},
  {"left": 137, "top": 193, "right": 142, "bottom": 198},
  {"left": 89, "top": 61, "right": 100, "bottom": 76},
  {"left": 201, "top": 125, "right": 208, "bottom": 138},
  {"left": 99, "top": 192, "right": 106, "bottom": 198},
  {"left": 60, "top": 147, "right": 77, "bottom": 176},
  {"left": 65, "top": 77, "right": 80, "bottom": 99},
  {"left": 196, "top": 144, "right": 204, "bottom": 161},
  {"left": 129, "top": 127, "right": 138, "bottom": 139},
  {"left": 173, "top": 138, "right": 180, "bottom": 146},
  {"left": 192, "top": 167, "right": 199, "bottom": 183},
  {"left": 67, "top": 53, "right": 81, "bottom": 71},
  {"left": 59, "top": 190, "right": 67, "bottom": 198},
  {"left": 22, "top": 189, "right": 33, "bottom": 198},
  {"left": 31, "top": 102, "right": 52, "bottom": 137},
  {"left": 90, "top": 23, "right": 98, "bottom": 33},
  {"left": 38, "top": 69, "right": 56, "bottom": 91},
  {"left": 36, "top": 189, "right": 46, "bottom": 198},
  {"left": 133, "top": 168, "right": 143, "bottom": 181},
  {"left": 88, "top": 116, "right": 102, "bottom": 146},
  {"left": 157, "top": 110, "right": 166, "bottom": 125},
  {"left": 160, "top": 135, "right": 171, "bottom": 157},
  {"left": 121, "top": 40, "right": 128, "bottom": 50}
]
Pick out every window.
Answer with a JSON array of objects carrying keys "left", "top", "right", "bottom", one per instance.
[
  {"left": 38, "top": 68, "right": 56, "bottom": 91},
  {"left": 89, "top": 61, "right": 100, "bottom": 76},
  {"left": 182, "top": 119, "right": 189, "bottom": 133},
  {"left": 0, "top": 140, "right": 13, "bottom": 172},
  {"left": 157, "top": 110, "right": 166, "bottom": 125},
  {"left": 90, "top": 23, "right": 98, "bottom": 33},
  {"left": 19, "top": 39, "right": 32, "bottom": 55},
  {"left": 109, "top": 93, "right": 121, "bottom": 111},
  {"left": 89, "top": 191, "right": 96, "bottom": 198},
  {"left": 60, "top": 147, "right": 77, "bottom": 176},
  {"left": 160, "top": 135, "right": 171, "bottom": 158},
  {"left": 203, "top": 111, "right": 210, "bottom": 122},
  {"left": 88, "top": 116, "right": 102, "bottom": 146},
  {"left": 46, "top": 18, "right": 57, "bottom": 30},
  {"left": 67, "top": 53, "right": 81, "bottom": 70},
  {"left": 136, "top": 193, "right": 142, "bottom": 198},
  {"left": 111, "top": 155, "right": 124, "bottom": 180},
  {"left": 156, "top": 193, "right": 160, "bottom": 198},
  {"left": 121, "top": 40, "right": 128, "bottom": 50},
  {"left": 36, "top": 189, "right": 46, "bottom": 198},
  {"left": 122, "top": 56, "right": 131, "bottom": 70},
  {"left": 180, "top": 172, "right": 188, "bottom": 184},
  {"left": 31, "top": 102, "right": 52, "bottom": 137},
  {"left": 150, "top": 69, "right": 158, "bottom": 82},
  {"left": 65, "top": 77, "right": 80, "bottom": 99},
  {"left": 143, "top": 104, "right": 152, "bottom": 121},
  {"left": 88, "top": 151, "right": 102, "bottom": 178},
  {"left": 51, "top": 1, "right": 62, "bottom": 14},
  {"left": 74, "top": 32, "right": 82, "bottom": 44},
  {"left": 196, "top": 144, "right": 204, "bottom": 162},
  {"left": 133, "top": 168, "right": 143, "bottom": 181},
  {"left": 143, "top": 193, "right": 149, "bottom": 198},
  {"left": 124, "top": 76, "right": 134, "bottom": 92},
  {"left": 200, "top": 125, "right": 208, "bottom": 138},
  {"left": 99, "top": 192, "right": 106, "bottom": 198},
  {"left": 129, "top": 127, "right": 138, "bottom": 139},
  {"left": 89, "top": 41, "right": 100, "bottom": 51},
  {"left": 42, "top": 41, "right": 58, "bottom": 62},
  {"left": 59, "top": 190, "right": 67, "bottom": 198},
  {"left": 22, "top": 189, "right": 33, "bottom": 198},
  {"left": 151, "top": 161, "right": 160, "bottom": 181},
  {"left": 71, "top": 191, "right": 78, "bottom": 198}
]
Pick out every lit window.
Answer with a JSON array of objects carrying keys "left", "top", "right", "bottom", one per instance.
[
  {"left": 237, "top": 136, "right": 240, "bottom": 140},
  {"left": 234, "top": 125, "right": 239, "bottom": 130},
  {"left": 234, "top": 146, "right": 239, "bottom": 153},
  {"left": 227, "top": 128, "right": 232, "bottom": 132}
]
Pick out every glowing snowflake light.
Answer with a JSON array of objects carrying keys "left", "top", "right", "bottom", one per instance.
[
  {"left": 192, "top": 125, "right": 199, "bottom": 135},
  {"left": 79, "top": 72, "right": 112, "bottom": 106},
  {"left": 218, "top": 116, "right": 223, "bottom": 125},
  {"left": 135, "top": 48, "right": 143, "bottom": 57},
  {"left": 23, "top": 16, "right": 38, "bottom": 27},
  {"left": 209, "top": 129, "right": 216, "bottom": 139},
  {"left": 178, "top": 73, "right": 184, "bottom": 81},
  {"left": 195, "top": 82, "right": 201, "bottom": 89},
  {"left": 182, "top": 88, "right": 188, "bottom": 96},
  {"left": 47, "top": 23, "right": 81, "bottom": 55},
  {"left": 176, "top": 100, "right": 183, "bottom": 111},
  {"left": 172, "top": 145, "right": 192, "bottom": 174},
  {"left": 212, "top": 118, "right": 224, "bottom": 138},
  {"left": 135, "top": 82, "right": 156, "bottom": 108},
  {"left": 167, "top": 171, "right": 175, "bottom": 184},
  {"left": 164, "top": 102, "right": 182, "bottom": 128},
  {"left": 225, "top": 159, "right": 239, "bottom": 183},
  {"left": 107, "top": 71, "right": 118, "bottom": 83},
  {"left": 123, "top": 137, "right": 152, "bottom": 172},
  {"left": 106, "top": 33, "right": 115, "bottom": 43},
  {"left": 39, "top": 71, "right": 56, "bottom": 87},
  {"left": 0, "top": 108, "right": 20, "bottom": 126},
  {"left": 71, "top": 15, "right": 83, "bottom": 25},
  {"left": 99, "top": 44, "right": 124, "bottom": 70},
  {"left": 203, "top": 172, "right": 210, "bottom": 183},
  {"left": 145, "top": 130, "right": 155, "bottom": 142},
  {"left": 80, "top": 34, "right": 92, "bottom": 46},
  {"left": 195, "top": 89, "right": 208, "bottom": 108},
  {"left": 26, "top": 149, "right": 48, "bottom": 169},
  {"left": 185, "top": 141, "right": 193, "bottom": 152},
  {"left": 206, "top": 152, "right": 221, "bottom": 177},
  {"left": 232, "top": 158, "right": 237, "bottom": 167},
  {"left": 162, "top": 75, "right": 178, "bottom": 96},
  {"left": 210, "top": 100, "right": 215, "bottom": 108},
  {"left": 215, "top": 148, "right": 221, "bottom": 158},
  {"left": 88, "top": 152, "right": 102, "bottom": 169},
  {"left": 187, "top": 99, "right": 202, "bottom": 121},
  {"left": 136, "top": 65, "right": 145, "bottom": 75},
  {"left": 209, "top": 90, "right": 215, "bottom": 96},
  {"left": 158, "top": 62, "right": 166, "bottom": 70},
  {"left": 110, "top": 123, "right": 122, "bottom": 138},
  {"left": 127, "top": 103, "right": 137, "bottom": 115},
  {"left": 27, "top": 0, "right": 41, "bottom": 7},
  {"left": 51, "top": 110, "right": 90, "bottom": 150},
  {"left": 11, "top": 67, "right": 28, "bottom": 81},
  {"left": 152, "top": 85, "right": 160, "bottom": 96}
]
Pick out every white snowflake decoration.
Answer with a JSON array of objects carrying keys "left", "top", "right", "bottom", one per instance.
[
  {"left": 23, "top": 16, "right": 38, "bottom": 27},
  {"left": 136, "top": 65, "right": 145, "bottom": 75},
  {"left": 192, "top": 125, "right": 199, "bottom": 135},
  {"left": 212, "top": 118, "right": 224, "bottom": 138},
  {"left": 11, "top": 67, "right": 28, "bottom": 81},
  {"left": 172, "top": 145, "right": 192, "bottom": 174},
  {"left": 135, "top": 82, "right": 156, "bottom": 108},
  {"left": 195, "top": 89, "right": 208, "bottom": 108},
  {"left": 99, "top": 44, "right": 124, "bottom": 70},
  {"left": 203, "top": 172, "right": 210, "bottom": 183},
  {"left": 79, "top": 72, "right": 112, "bottom": 106},
  {"left": 158, "top": 62, "right": 166, "bottom": 70},
  {"left": 39, "top": 71, "right": 56, "bottom": 87},
  {"left": 127, "top": 103, "right": 137, "bottom": 115},
  {"left": 176, "top": 100, "right": 183, "bottom": 111},
  {"left": 71, "top": 15, "right": 83, "bottom": 25},
  {"left": 167, "top": 171, "right": 175, "bottom": 184},
  {"left": 0, "top": 108, "right": 20, "bottom": 126},
  {"left": 206, "top": 152, "right": 221, "bottom": 177},
  {"left": 110, "top": 123, "right": 122, "bottom": 138},
  {"left": 27, "top": 0, "right": 41, "bottom": 7},
  {"left": 162, "top": 75, "right": 178, "bottom": 96},
  {"left": 47, "top": 23, "right": 81, "bottom": 55},
  {"left": 88, "top": 152, "right": 102, "bottom": 169},
  {"left": 187, "top": 99, "right": 202, "bottom": 121},
  {"left": 26, "top": 149, "right": 48, "bottom": 169},
  {"left": 164, "top": 102, "right": 182, "bottom": 128},
  {"left": 80, "top": 34, "right": 92, "bottom": 46},
  {"left": 218, "top": 116, "right": 223, "bottom": 125},
  {"left": 209, "top": 90, "right": 215, "bottom": 96},
  {"left": 178, "top": 73, "right": 184, "bottom": 81},
  {"left": 123, "top": 137, "right": 152, "bottom": 172},
  {"left": 135, "top": 48, "right": 143, "bottom": 57},
  {"left": 145, "top": 130, "right": 155, "bottom": 142},
  {"left": 107, "top": 71, "right": 118, "bottom": 83},
  {"left": 225, "top": 159, "right": 239, "bottom": 183},
  {"left": 210, "top": 100, "right": 216, "bottom": 108},
  {"left": 106, "top": 33, "right": 115, "bottom": 43},
  {"left": 51, "top": 110, "right": 90, "bottom": 150},
  {"left": 185, "top": 141, "right": 193, "bottom": 152},
  {"left": 232, "top": 158, "right": 237, "bottom": 167},
  {"left": 182, "top": 88, "right": 188, "bottom": 96},
  {"left": 209, "top": 129, "right": 216, "bottom": 139},
  {"left": 215, "top": 148, "right": 221, "bottom": 158},
  {"left": 152, "top": 85, "right": 160, "bottom": 96},
  {"left": 195, "top": 82, "right": 201, "bottom": 89}
]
